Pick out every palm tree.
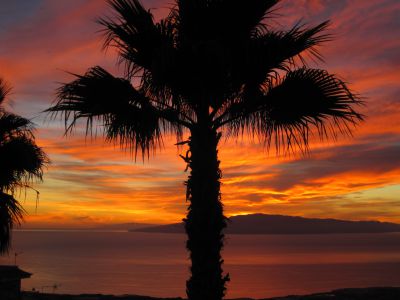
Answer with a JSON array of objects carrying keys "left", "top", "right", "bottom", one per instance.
[
  {"left": 47, "top": 0, "right": 363, "bottom": 299},
  {"left": 0, "top": 78, "right": 48, "bottom": 254}
]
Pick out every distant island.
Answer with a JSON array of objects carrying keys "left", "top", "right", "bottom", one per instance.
[{"left": 130, "top": 214, "right": 400, "bottom": 234}]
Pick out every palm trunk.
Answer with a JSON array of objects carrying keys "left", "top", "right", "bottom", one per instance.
[{"left": 184, "top": 124, "right": 229, "bottom": 300}]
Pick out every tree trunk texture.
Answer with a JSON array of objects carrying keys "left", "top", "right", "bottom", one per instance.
[{"left": 184, "top": 124, "right": 229, "bottom": 300}]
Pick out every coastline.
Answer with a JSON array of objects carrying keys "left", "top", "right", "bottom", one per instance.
[{"left": 22, "top": 287, "right": 400, "bottom": 300}]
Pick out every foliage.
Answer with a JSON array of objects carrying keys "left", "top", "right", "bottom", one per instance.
[{"left": 0, "top": 78, "right": 48, "bottom": 253}]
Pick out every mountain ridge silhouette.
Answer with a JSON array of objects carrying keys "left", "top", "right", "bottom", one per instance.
[{"left": 130, "top": 213, "right": 400, "bottom": 234}]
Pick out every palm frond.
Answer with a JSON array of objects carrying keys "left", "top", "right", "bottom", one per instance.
[
  {"left": 0, "top": 78, "right": 11, "bottom": 106},
  {"left": 99, "top": 0, "right": 175, "bottom": 78},
  {"left": 47, "top": 66, "right": 185, "bottom": 158},
  {"left": 0, "top": 136, "right": 48, "bottom": 191},
  {"left": 0, "top": 112, "right": 33, "bottom": 141},
  {"left": 238, "top": 21, "right": 331, "bottom": 94},
  {"left": 259, "top": 20, "right": 331, "bottom": 62},
  {"left": 0, "top": 192, "right": 25, "bottom": 254},
  {"left": 176, "top": 0, "right": 279, "bottom": 42},
  {"left": 223, "top": 68, "right": 363, "bottom": 153}
]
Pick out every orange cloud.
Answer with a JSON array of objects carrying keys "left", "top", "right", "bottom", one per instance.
[{"left": 0, "top": 0, "right": 399, "bottom": 226}]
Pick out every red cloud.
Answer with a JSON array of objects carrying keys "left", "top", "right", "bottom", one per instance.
[{"left": 1, "top": 0, "right": 399, "bottom": 225}]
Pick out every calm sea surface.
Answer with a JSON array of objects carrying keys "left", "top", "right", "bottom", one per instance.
[{"left": 1, "top": 231, "right": 400, "bottom": 298}]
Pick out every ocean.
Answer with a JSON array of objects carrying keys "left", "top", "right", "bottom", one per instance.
[{"left": 1, "top": 231, "right": 400, "bottom": 298}]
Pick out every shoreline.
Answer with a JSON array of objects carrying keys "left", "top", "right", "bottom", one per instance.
[{"left": 22, "top": 287, "right": 400, "bottom": 300}]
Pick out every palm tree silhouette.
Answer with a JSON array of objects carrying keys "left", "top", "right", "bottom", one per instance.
[
  {"left": 0, "top": 78, "right": 48, "bottom": 254},
  {"left": 47, "top": 0, "right": 363, "bottom": 299}
]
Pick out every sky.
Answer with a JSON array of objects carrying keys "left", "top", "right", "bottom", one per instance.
[{"left": 0, "top": 0, "right": 399, "bottom": 227}]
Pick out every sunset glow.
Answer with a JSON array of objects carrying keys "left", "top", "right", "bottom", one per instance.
[{"left": 1, "top": 0, "right": 399, "bottom": 227}]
